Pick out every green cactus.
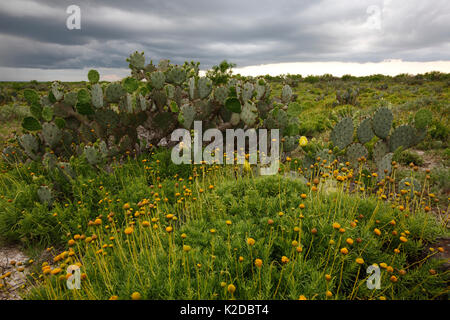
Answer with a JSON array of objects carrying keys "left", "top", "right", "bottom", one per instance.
[
  {"left": 389, "top": 125, "right": 415, "bottom": 152},
  {"left": 152, "top": 88, "right": 167, "bottom": 110},
  {"left": 84, "top": 145, "right": 102, "bottom": 165},
  {"left": 64, "top": 92, "right": 78, "bottom": 107},
  {"left": 88, "top": 69, "right": 100, "bottom": 84},
  {"left": 166, "top": 66, "right": 186, "bottom": 85},
  {"left": 51, "top": 82, "right": 64, "bottom": 101},
  {"left": 411, "top": 127, "right": 427, "bottom": 146},
  {"left": 42, "top": 123, "right": 62, "bottom": 148},
  {"left": 165, "top": 84, "right": 175, "bottom": 100},
  {"left": 255, "top": 79, "right": 267, "bottom": 100},
  {"left": 377, "top": 152, "right": 393, "bottom": 180},
  {"left": 230, "top": 113, "right": 241, "bottom": 126},
  {"left": 42, "top": 152, "right": 57, "bottom": 170},
  {"left": 91, "top": 83, "right": 103, "bottom": 108},
  {"left": 264, "top": 108, "right": 289, "bottom": 132},
  {"left": 19, "top": 134, "right": 40, "bottom": 160},
  {"left": 240, "top": 101, "right": 258, "bottom": 126},
  {"left": 330, "top": 117, "right": 354, "bottom": 150},
  {"left": 105, "top": 83, "right": 126, "bottom": 103},
  {"left": 372, "top": 107, "right": 393, "bottom": 139},
  {"left": 225, "top": 97, "right": 242, "bottom": 113},
  {"left": 281, "top": 84, "right": 292, "bottom": 104},
  {"left": 137, "top": 94, "right": 149, "bottom": 111},
  {"left": 346, "top": 143, "right": 368, "bottom": 168},
  {"left": 37, "top": 186, "right": 53, "bottom": 206},
  {"left": 122, "top": 77, "right": 139, "bottom": 94},
  {"left": 335, "top": 88, "right": 359, "bottom": 105},
  {"left": 151, "top": 71, "right": 165, "bottom": 90},
  {"left": 357, "top": 118, "right": 374, "bottom": 144},
  {"left": 242, "top": 82, "right": 254, "bottom": 101},
  {"left": 41, "top": 106, "right": 54, "bottom": 122},
  {"left": 373, "top": 140, "right": 389, "bottom": 164},
  {"left": 22, "top": 117, "right": 42, "bottom": 131},
  {"left": 282, "top": 135, "right": 299, "bottom": 153},
  {"left": 23, "top": 89, "right": 40, "bottom": 105},
  {"left": 214, "top": 86, "right": 228, "bottom": 105},
  {"left": 127, "top": 51, "right": 145, "bottom": 69},
  {"left": 256, "top": 100, "right": 271, "bottom": 119},
  {"left": 157, "top": 59, "right": 170, "bottom": 72},
  {"left": 188, "top": 77, "right": 196, "bottom": 100},
  {"left": 119, "top": 93, "right": 135, "bottom": 113},
  {"left": 198, "top": 77, "right": 212, "bottom": 99},
  {"left": 179, "top": 103, "right": 195, "bottom": 129}
]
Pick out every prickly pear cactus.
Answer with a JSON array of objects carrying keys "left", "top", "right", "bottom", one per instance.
[
  {"left": 281, "top": 85, "right": 293, "bottom": 104},
  {"left": 240, "top": 101, "right": 258, "bottom": 126},
  {"left": 198, "top": 77, "right": 212, "bottom": 99},
  {"left": 37, "top": 186, "right": 53, "bottom": 206},
  {"left": 214, "top": 86, "right": 228, "bottom": 105},
  {"left": 346, "top": 143, "right": 368, "bottom": 168},
  {"left": 389, "top": 125, "right": 415, "bottom": 152},
  {"left": 357, "top": 118, "right": 374, "bottom": 144},
  {"left": 42, "top": 123, "right": 62, "bottom": 148},
  {"left": 127, "top": 51, "right": 145, "bottom": 69},
  {"left": 51, "top": 82, "right": 64, "bottom": 101},
  {"left": 179, "top": 104, "right": 195, "bottom": 129},
  {"left": 255, "top": 79, "right": 267, "bottom": 100},
  {"left": 84, "top": 145, "right": 102, "bottom": 165},
  {"left": 166, "top": 66, "right": 186, "bottom": 85},
  {"left": 230, "top": 113, "right": 241, "bottom": 126},
  {"left": 12, "top": 51, "right": 305, "bottom": 170},
  {"left": 242, "top": 82, "right": 254, "bottom": 101},
  {"left": 330, "top": 117, "right": 354, "bottom": 150},
  {"left": 88, "top": 69, "right": 100, "bottom": 84},
  {"left": 373, "top": 140, "right": 389, "bottom": 164},
  {"left": 19, "top": 134, "right": 40, "bottom": 160},
  {"left": 151, "top": 71, "right": 166, "bottom": 90},
  {"left": 106, "top": 83, "right": 125, "bottom": 103},
  {"left": 91, "top": 83, "right": 103, "bottom": 108},
  {"left": 377, "top": 152, "right": 393, "bottom": 180},
  {"left": 188, "top": 77, "right": 196, "bottom": 100},
  {"left": 372, "top": 107, "right": 393, "bottom": 139},
  {"left": 264, "top": 108, "right": 289, "bottom": 132},
  {"left": 282, "top": 135, "right": 299, "bottom": 153},
  {"left": 64, "top": 92, "right": 78, "bottom": 107}
]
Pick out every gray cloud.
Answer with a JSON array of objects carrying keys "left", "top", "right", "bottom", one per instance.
[{"left": 0, "top": 0, "right": 449, "bottom": 75}]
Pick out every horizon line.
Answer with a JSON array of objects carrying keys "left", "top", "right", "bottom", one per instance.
[{"left": 1, "top": 59, "right": 450, "bottom": 82}]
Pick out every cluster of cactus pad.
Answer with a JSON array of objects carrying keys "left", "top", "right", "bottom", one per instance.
[
  {"left": 335, "top": 88, "right": 359, "bottom": 106},
  {"left": 4, "top": 52, "right": 300, "bottom": 176},
  {"left": 329, "top": 106, "right": 432, "bottom": 179}
]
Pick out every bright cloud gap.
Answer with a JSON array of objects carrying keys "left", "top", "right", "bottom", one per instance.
[{"left": 0, "top": 60, "right": 449, "bottom": 82}]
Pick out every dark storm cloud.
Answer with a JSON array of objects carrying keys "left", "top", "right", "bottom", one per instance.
[{"left": 0, "top": 0, "right": 449, "bottom": 70}]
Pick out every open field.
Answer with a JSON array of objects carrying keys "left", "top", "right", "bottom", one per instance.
[{"left": 0, "top": 58, "right": 449, "bottom": 300}]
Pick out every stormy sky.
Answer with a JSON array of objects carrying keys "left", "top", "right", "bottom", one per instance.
[{"left": 0, "top": 0, "right": 449, "bottom": 80}]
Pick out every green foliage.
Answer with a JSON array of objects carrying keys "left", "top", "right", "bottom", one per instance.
[{"left": 206, "top": 60, "right": 236, "bottom": 86}]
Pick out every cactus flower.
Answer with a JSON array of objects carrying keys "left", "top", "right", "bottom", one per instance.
[{"left": 299, "top": 136, "right": 308, "bottom": 147}]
